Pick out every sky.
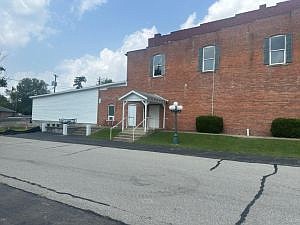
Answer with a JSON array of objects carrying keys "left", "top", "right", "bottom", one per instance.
[{"left": 0, "top": 0, "right": 286, "bottom": 93}]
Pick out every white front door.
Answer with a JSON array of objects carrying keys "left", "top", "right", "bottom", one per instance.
[
  {"left": 148, "top": 105, "right": 160, "bottom": 129},
  {"left": 128, "top": 104, "right": 136, "bottom": 127}
]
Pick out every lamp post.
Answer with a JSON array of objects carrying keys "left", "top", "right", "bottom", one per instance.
[{"left": 169, "top": 101, "right": 183, "bottom": 144}]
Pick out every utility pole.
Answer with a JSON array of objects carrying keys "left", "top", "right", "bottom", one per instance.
[
  {"left": 97, "top": 76, "right": 101, "bottom": 85},
  {"left": 53, "top": 74, "right": 58, "bottom": 93}
]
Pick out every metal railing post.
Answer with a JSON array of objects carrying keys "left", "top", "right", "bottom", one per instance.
[
  {"left": 132, "top": 117, "right": 148, "bottom": 142},
  {"left": 110, "top": 127, "right": 113, "bottom": 140},
  {"left": 110, "top": 118, "right": 125, "bottom": 141}
]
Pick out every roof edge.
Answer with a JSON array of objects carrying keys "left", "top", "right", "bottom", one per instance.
[
  {"left": 148, "top": 0, "right": 300, "bottom": 48},
  {"left": 30, "top": 81, "right": 127, "bottom": 99}
]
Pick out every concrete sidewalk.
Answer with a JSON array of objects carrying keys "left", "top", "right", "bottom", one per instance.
[{"left": 7, "top": 132, "right": 300, "bottom": 167}]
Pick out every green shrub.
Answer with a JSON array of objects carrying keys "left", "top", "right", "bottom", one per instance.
[
  {"left": 271, "top": 118, "right": 300, "bottom": 138},
  {"left": 196, "top": 115, "right": 223, "bottom": 133}
]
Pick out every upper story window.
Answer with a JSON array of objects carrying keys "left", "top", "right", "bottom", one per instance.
[
  {"left": 151, "top": 54, "right": 165, "bottom": 77},
  {"left": 264, "top": 34, "right": 292, "bottom": 66},
  {"left": 107, "top": 104, "right": 115, "bottom": 121},
  {"left": 199, "top": 45, "right": 220, "bottom": 73},
  {"left": 203, "top": 46, "right": 216, "bottom": 72},
  {"left": 270, "top": 35, "right": 286, "bottom": 65}
]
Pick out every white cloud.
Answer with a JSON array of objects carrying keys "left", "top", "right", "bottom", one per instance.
[
  {"left": 6, "top": 27, "right": 157, "bottom": 92},
  {"left": 0, "top": 0, "right": 55, "bottom": 48},
  {"left": 180, "top": 12, "right": 198, "bottom": 30},
  {"left": 73, "top": 0, "right": 107, "bottom": 16},
  {"left": 180, "top": 0, "right": 287, "bottom": 29},
  {"left": 56, "top": 26, "right": 158, "bottom": 89}
]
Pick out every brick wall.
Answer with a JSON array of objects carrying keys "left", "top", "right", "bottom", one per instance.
[{"left": 99, "top": 2, "right": 300, "bottom": 136}]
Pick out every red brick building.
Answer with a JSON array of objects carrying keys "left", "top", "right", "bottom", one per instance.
[{"left": 99, "top": 0, "right": 300, "bottom": 136}]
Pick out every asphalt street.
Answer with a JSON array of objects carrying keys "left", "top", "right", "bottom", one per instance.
[
  {"left": 0, "top": 136, "right": 299, "bottom": 225},
  {"left": 0, "top": 183, "right": 126, "bottom": 225}
]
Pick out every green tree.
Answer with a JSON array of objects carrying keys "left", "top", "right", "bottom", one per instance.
[
  {"left": 73, "top": 76, "right": 87, "bottom": 89},
  {"left": 5, "top": 87, "right": 18, "bottom": 111},
  {"left": 0, "top": 94, "right": 12, "bottom": 109},
  {"left": 7, "top": 78, "right": 49, "bottom": 115},
  {"left": 0, "top": 66, "right": 7, "bottom": 87}
]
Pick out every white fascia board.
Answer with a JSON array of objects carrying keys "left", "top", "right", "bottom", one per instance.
[
  {"left": 30, "top": 81, "right": 127, "bottom": 99},
  {"left": 119, "top": 90, "right": 147, "bottom": 101}
]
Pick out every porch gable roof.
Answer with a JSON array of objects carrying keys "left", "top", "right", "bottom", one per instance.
[{"left": 119, "top": 90, "right": 167, "bottom": 104}]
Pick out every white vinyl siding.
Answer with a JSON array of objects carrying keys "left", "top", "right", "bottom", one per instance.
[{"left": 32, "top": 88, "right": 98, "bottom": 124}]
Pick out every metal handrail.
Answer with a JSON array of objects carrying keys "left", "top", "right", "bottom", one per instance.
[
  {"left": 132, "top": 117, "right": 149, "bottom": 142},
  {"left": 110, "top": 119, "right": 125, "bottom": 140}
]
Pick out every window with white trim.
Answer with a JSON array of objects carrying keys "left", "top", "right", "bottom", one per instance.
[
  {"left": 202, "top": 46, "right": 216, "bottom": 72},
  {"left": 269, "top": 35, "right": 286, "bottom": 65},
  {"left": 152, "top": 54, "right": 165, "bottom": 77},
  {"left": 107, "top": 104, "right": 115, "bottom": 121}
]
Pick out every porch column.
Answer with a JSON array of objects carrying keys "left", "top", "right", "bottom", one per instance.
[
  {"left": 122, "top": 101, "right": 125, "bottom": 131},
  {"left": 144, "top": 101, "right": 148, "bottom": 132},
  {"left": 163, "top": 102, "right": 166, "bottom": 129},
  {"left": 142, "top": 105, "right": 145, "bottom": 128}
]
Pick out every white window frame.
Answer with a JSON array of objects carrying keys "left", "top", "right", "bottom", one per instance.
[
  {"left": 107, "top": 104, "right": 115, "bottom": 121},
  {"left": 202, "top": 46, "right": 216, "bottom": 72},
  {"left": 152, "top": 54, "right": 164, "bottom": 77},
  {"left": 269, "top": 35, "right": 286, "bottom": 65}
]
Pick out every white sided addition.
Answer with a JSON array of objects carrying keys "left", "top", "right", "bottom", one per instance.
[
  {"left": 31, "top": 86, "right": 99, "bottom": 124},
  {"left": 30, "top": 82, "right": 127, "bottom": 125}
]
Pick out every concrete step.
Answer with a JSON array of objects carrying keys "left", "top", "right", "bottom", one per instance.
[
  {"left": 121, "top": 128, "right": 146, "bottom": 135},
  {"left": 115, "top": 134, "right": 145, "bottom": 140},
  {"left": 113, "top": 128, "right": 149, "bottom": 142},
  {"left": 118, "top": 131, "right": 146, "bottom": 136},
  {"left": 113, "top": 136, "right": 134, "bottom": 143}
]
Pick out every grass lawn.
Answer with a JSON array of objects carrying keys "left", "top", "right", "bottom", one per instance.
[
  {"left": 0, "top": 127, "right": 28, "bottom": 132},
  {"left": 90, "top": 128, "right": 121, "bottom": 140},
  {"left": 137, "top": 131, "right": 300, "bottom": 159}
]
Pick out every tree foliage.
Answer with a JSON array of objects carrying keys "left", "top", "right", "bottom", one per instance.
[
  {"left": 0, "top": 66, "right": 7, "bottom": 88},
  {"left": 7, "top": 78, "right": 49, "bottom": 115},
  {"left": 0, "top": 94, "right": 12, "bottom": 109},
  {"left": 73, "top": 76, "right": 87, "bottom": 89},
  {"left": 0, "top": 77, "right": 7, "bottom": 87}
]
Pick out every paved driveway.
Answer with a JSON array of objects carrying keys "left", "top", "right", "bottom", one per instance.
[{"left": 0, "top": 136, "right": 299, "bottom": 225}]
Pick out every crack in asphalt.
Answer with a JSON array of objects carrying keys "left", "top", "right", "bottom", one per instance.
[
  {"left": 0, "top": 173, "right": 110, "bottom": 207},
  {"left": 1, "top": 141, "right": 34, "bottom": 145},
  {"left": 63, "top": 147, "right": 101, "bottom": 156},
  {"left": 42, "top": 144, "right": 71, "bottom": 150},
  {"left": 0, "top": 172, "right": 170, "bottom": 225},
  {"left": 210, "top": 159, "right": 224, "bottom": 171},
  {"left": 235, "top": 164, "right": 278, "bottom": 225}
]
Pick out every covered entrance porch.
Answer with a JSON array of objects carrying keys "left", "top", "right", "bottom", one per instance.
[{"left": 119, "top": 90, "right": 167, "bottom": 132}]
